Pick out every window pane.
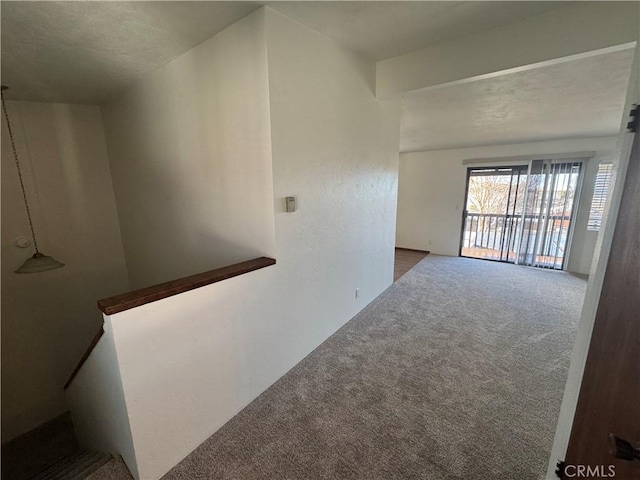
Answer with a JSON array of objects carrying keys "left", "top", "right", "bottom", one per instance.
[{"left": 587, "top": 163, "right": 613, "bottom": 231}]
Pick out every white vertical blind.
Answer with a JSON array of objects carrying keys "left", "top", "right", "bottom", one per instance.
[{"left": 516, "top": 160, "right": 582, "bottom": 269}]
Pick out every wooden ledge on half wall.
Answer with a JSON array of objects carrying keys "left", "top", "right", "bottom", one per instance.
[
  {"left": 65, "top": 257, "right": 276, "bottom": 390},
  {"left": 97, "top": 257, "right": 276, "bottom": 316}
]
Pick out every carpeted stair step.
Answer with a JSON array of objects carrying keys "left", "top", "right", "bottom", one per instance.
[
  {"left": 52, "top": 451, "right": 111, "bottom": 480},
  {"left": 29, "top": 450, "right": 112, "bottom": 480},
  {"left": 34, "top": 450, "right": 111, "bottom": 480},
  {"left": 29, "top": 451, "right": 88, "bottom": 479}
]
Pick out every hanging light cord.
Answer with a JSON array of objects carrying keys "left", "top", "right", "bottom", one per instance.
[{"left": 1, "top": 88, "right": 40, "bottom": 253}]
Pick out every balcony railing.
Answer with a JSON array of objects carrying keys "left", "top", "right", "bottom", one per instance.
[{"left": 461, "top": 212, "right": 570, "bottom": 269}]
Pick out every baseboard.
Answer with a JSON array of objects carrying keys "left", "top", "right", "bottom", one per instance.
[{"left": 395, "top": 247, "right": 431, "bottom": 254}]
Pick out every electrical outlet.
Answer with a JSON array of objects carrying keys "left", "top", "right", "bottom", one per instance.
[{"left": 355, "top": 288, "right": 360, "bottom": 299}]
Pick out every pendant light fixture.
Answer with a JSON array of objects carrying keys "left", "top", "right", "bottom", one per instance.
[{"left": 1, "top": 85, "right": 65, "bottom": 273}]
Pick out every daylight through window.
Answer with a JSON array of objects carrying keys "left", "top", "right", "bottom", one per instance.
[{"left": 587, "top": 162, "right": 614, "bottom": 231}]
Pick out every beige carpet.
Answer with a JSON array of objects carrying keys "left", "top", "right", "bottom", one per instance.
[{"left": 99, "top": 255, "right": 588, "bottom": 479}]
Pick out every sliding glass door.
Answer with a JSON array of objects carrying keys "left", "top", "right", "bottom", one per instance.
[
  {"left": 459, "top": 166, "right": 527, "bottom": 262},
  {"left": 460, "top": 160, "right": 582, "bottom": 270}
]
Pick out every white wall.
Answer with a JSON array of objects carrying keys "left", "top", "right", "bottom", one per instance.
[
  {"left": 1, "top": 101, "right": 129, "bottom": 441},
  {"left": 90, "top": 8, "right": 400, "bottom": 479},
  {"left": 65, "top": 322, "right": 137, "bottom": 478},
  {"left": 101, "top": 9, "right": 276, "bottom": 290},
  {"left": 395, "top": 136, "right": 619, "bottom": 275},
  {"left": 266, "top": 7, "right": 401, "bottom": 321}
]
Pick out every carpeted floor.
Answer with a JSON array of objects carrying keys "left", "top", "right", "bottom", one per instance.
[{"left": 97, "top": 255, "right": 588, "bottom": 480}]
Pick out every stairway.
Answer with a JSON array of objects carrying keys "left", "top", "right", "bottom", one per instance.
[
  {"left": 28, "top": 451, "right": 112, "bottom": 480},
  {"left": 2, "top": 413, "right": 119, "bottom": 480}
]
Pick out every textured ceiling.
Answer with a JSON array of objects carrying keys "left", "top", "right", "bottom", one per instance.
[
  {"left": 399, "top": 49, "right": 635, "bottom": 152},
  {"left": 1, "top": 1, "right": 570, "bottom": 104},
  {"left": 1, "top": 1, "right": 262, "bottom": 103},
  {"left": 2, "top": 1, "right": 633, "bottom": 151},
  {"left": 268, "top": 1, "right": 570, "bottom": 61}
]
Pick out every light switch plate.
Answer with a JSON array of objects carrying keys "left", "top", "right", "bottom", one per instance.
[{"left": 286, "top": 196, "right": 296, "bottom": 213}]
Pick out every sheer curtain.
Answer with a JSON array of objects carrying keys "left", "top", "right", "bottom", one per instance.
[{"left": 515, "top": 159, "right": 583, "bottom": 269}]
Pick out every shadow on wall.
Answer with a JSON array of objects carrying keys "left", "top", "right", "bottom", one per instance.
[
  {"left": 100, "top": 10, "right": 277, "bottom": 290},
  {"left": 110, "top": 148, "right": 274, "bottom": 291},
  {"left": 1, "top": 101, "right": 130, "bottom": 442}
]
